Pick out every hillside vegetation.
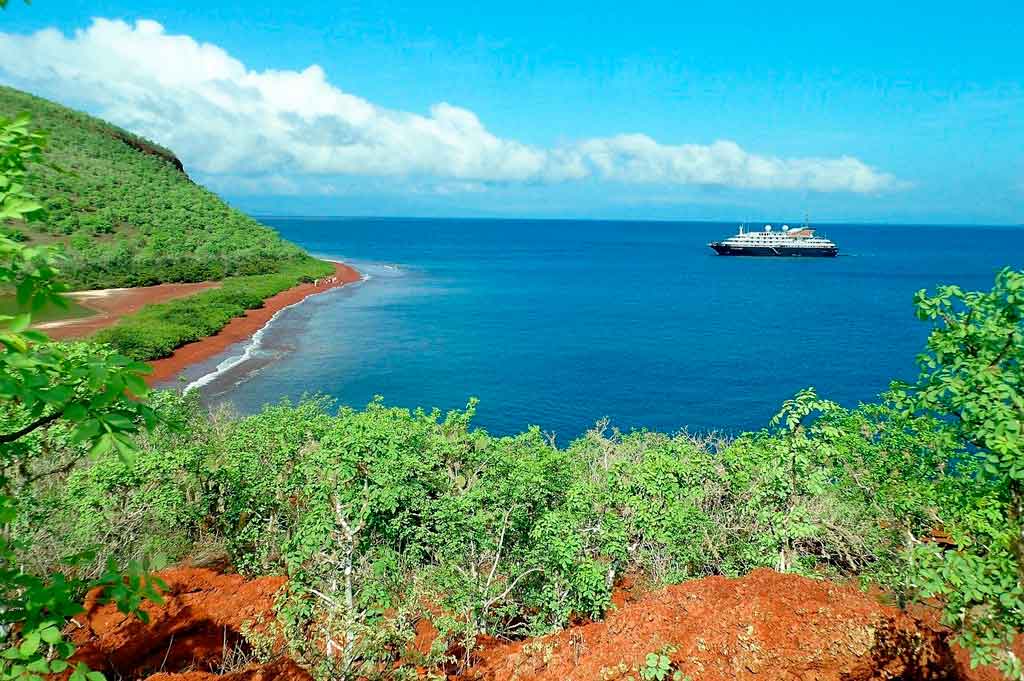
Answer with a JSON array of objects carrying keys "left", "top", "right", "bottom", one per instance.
[
  {"left": 0, "top": 87, "right": 332, "bottom": 360},
  {"left": 0, "top": 86, "right": 314, "bottom": 290}
]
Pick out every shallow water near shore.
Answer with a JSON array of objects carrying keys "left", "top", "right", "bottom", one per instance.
[{"left": 191, "top": 218, "right": 1024, "bottom": 439}]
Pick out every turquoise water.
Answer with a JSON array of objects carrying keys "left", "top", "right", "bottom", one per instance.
[{"left": 180, "top": 219, "right": 1024, "bottom": 440}]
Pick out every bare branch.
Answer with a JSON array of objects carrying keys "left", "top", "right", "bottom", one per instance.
[
  {"left": 307, "top": 586, "right": 344, "bottom": 610},
  {"left": 0, "top": 409, "right": 63, "bottom": 443},
  {"left": 484, "top": 506, "right": 515, "bottom": 594},
  {"left": 484, "top": 568, "right": 542, "bottom": 611}
]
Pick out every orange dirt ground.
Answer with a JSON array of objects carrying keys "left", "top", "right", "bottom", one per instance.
[
  {"left": 37, "top": 281, "right": 220, "bottom": 340},
  {"left": 465, "top": 568, "right": 977, "bottom": 681},
  {"left": 66, "top": 567, "right": 307, "bottom": 681},
  {"left": 146, "top": 262, "right": 360, "bottom": 385},
  {"left": 66, "top": 567, "right": 1014, "bottom": 681}
]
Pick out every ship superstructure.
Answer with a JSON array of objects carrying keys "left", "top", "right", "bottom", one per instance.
[{"left": 709, "top": 223, "right": 838, "bottom": 257}]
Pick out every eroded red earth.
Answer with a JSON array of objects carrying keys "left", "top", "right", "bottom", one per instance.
[
  {"left": 65, "top": 567, "right": 1011, "bottom": 681},
  {"left": 65, "top": 568, "right": 306, "bottom": 681}
]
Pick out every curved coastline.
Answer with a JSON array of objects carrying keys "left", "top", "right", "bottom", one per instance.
[{"left": 145, "top": 261, "right": 361, "bottom": 385}]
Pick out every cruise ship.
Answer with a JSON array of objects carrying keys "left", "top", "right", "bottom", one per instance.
[{"left": 709, "top": 223, "right": 838, "bottom": 257}]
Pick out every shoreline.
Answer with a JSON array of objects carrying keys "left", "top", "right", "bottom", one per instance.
[{"left": 146, "top": 261, "right": 361, "bottom": 385}]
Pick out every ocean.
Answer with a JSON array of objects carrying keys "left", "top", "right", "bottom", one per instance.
[{"left": 174, "top": 218, "right": 1024, "bottom": 441}]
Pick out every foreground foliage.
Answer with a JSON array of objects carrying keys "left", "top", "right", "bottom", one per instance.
[
  {"left": 7, "top": 385, "right": 993, "bottom": 676},
  {"left": 897, "top": 268, "right": 1024, "bottom": 676},
  {"left": 1, "top": 112, "right": 160, "bottom": 680}
]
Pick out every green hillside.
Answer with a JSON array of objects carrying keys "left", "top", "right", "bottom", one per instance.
[{"left": 0, "top": 86, "right": 313, "bottom": 290}]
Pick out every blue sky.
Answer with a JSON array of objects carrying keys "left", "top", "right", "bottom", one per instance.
[{"left": 1, "top": 0, "right": 1021, "bottom": 223}]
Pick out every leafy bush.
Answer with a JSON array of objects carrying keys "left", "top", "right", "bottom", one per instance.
[
  {"left": 19, "top": 389, "right": 956, "bottom": 677},
  {"left": 14, "top": 391, "right": 216, "bottom": 580},
  {"left": 895, "top": 268, "right": 1024, "bottom": 677}
]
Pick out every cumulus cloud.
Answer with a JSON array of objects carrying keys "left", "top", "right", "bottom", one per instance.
[{"left": 0, "top": 19, "right": 901, "bottom": 194}]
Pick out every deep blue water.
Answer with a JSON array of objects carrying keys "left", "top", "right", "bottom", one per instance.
[{"left": 181, "top": 219, "right": 1024, "bottom": 441}]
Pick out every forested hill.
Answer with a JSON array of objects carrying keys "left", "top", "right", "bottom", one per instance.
[{"left": 0, "top": 86, "right": 313, "bottom": 290}]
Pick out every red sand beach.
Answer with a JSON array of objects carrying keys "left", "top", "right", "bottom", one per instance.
[
  {"left": 39, "top": 281, "right": 221, "bottom": 340},
  {"left": 146, "top": 261, "right": 361, "bottom": 385}
]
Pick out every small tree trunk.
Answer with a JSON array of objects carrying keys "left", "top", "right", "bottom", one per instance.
[
  {"left": 342, "top": 539, "right": 356, "bottom": 672},
  {"left": 1008, "top": 478, "right": 1024, "bottom": 586}
]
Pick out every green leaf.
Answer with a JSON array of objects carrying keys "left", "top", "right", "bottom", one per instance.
[
  {"left": 15, "top": 278, "right": 33, "bottom": 306},
  {"left": 123, "top": 373, "right": 149, "bottom": 396},
  {"left": 26, "top": 657, "right": 50, "bottom": 673},
  {"left": 19, "top": 631, "right": 41, "bottom": 656},
  {"left": 101, "top": 413, "right": 135, "bottom": 430},
  {"left": 70, "top": 419, "right": 102, "bottom": 443},
  {"left": 7, "top": 312, "right": 31, "bottom": 333},
  {"left": 64, "top": 402, "right": 87, "bottom": 421},
  {"left": 88, "top": 433, "right": 114, "bottom": 458},
  {"left": 39, "top": 625, "right": 62, "bottom": 645}
]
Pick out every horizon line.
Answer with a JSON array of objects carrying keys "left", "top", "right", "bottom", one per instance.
[{"left": 248, "top": 213, "right": 1024, "bottom": 229}]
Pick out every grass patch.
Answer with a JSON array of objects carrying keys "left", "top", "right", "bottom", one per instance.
[{"left": 94, "top": 259, "right": 333, "bottom": 360}]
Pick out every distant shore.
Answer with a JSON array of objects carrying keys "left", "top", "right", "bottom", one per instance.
[{"left": 146, "top": 261, "right": 361, "bottom": 385}]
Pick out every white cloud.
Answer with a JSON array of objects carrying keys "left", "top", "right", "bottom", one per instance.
[{"left": 0, "top": 19, "right": 901, "bottom": 194}]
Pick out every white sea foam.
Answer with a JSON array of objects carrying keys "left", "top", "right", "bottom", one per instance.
[{"left": 182, "top": 271, "right": 368, "bottom": 394}]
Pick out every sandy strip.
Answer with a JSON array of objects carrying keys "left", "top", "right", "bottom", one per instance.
[
  {"left": 146, "top": 262, "right": 361, "bottom": 385},
  {"left": 39, "top": 282, "right": 221, "bottom": 340}
]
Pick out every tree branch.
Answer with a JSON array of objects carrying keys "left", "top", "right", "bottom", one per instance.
[
  {"left": 307, "top": 586, "right": 344, "bottom": 610},
  {"left": 989, "top": 330, "right": 1017, "bottom": 369},
  {"left": 0, "top": 409, "right": 62, "bottom": 444},
  {"left": 483, "top": 568, "right": 542, "bottom": 611},
  {"left": 20, "top": 451, "right": 87, "bottom": 485},
  {"left": 484, "top": 506, "right": 515, "bottom": 594}
]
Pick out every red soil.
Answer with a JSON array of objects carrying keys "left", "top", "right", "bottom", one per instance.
[
  {"left": 38, "top": 281, "right": 220, "bottom": 340},
  {"left": 66, "top": 567, "right": 1010, "bottom": 681},
  {"left": 146, "top": 262, "right": 360, "bottom": 385},
  {"left": 463, "top": 569, "right": 988, "bottom": 681},
  {"left": 66, "top": 567, "right": 302, "bottom": 681},
  {"left": 143, "top": 659, "right": 310, "bottom": 681}
]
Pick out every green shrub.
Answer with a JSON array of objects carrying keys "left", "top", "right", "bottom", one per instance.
[
  {"left": 8, "top": 381, "right": 1001, "bottom": 678},
  {"left": 895, "top": 268, "right": 1024, "bottom": 677},
  {"left": 14, "top": 391, "right": 213, "bottom": 580}
]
